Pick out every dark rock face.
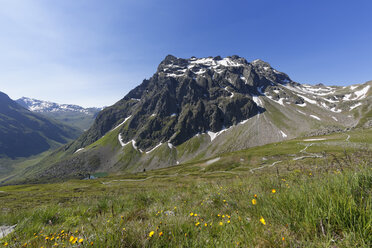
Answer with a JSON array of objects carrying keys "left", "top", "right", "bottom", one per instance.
[{"left": 69, "top": 55, "right": 293, "bottom": 153}]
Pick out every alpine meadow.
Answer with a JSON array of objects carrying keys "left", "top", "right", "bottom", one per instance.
[{"left": 0, "top": 1, "right": 371, "bottom": 247}]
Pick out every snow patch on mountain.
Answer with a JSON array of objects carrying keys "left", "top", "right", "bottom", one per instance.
[
  {"left": 310, "top": 115, "right": 321, "bottom": 121},
  {"left": 146, "top": 143, "right": 163, "bottom": 154},
  {"left": 118, "top": 135, "right": 139, "bottom": 151},
  {"left": 330, "top": 107, "right": 342, "bottom": 113},
  {"left": 297, "top": 94, "right": 317, "bottom": 105},
  {"left": 208, "top": 129, "right": 227, "bottom": 142},
  {"left": 297, "top": 110, "right": 306, "bottom": 115},
  {"left": 350, "top": 102, "right": 362, "bottom": 110},
  {"left": 280, "top": 130, "right": 287, "bottom": 138},
  {"left": 353, "top": 85, "right": 370, "bottom": 100},
  {"left": 74, "top": 148, "right": 85, "bottom": 154},
  {"left": 266, "top": 96, "right": 285, "bottom": 106},
  {"left": 297, "top": 102, "right": 307, "bottom": 107},
  {"left": 112, "top": 116, "right": 132, "bottom": 131},
  {"left": 252, "top": 96, "right": 263, "bottom": 107}
]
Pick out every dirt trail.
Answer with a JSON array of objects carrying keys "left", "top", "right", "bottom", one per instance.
[
  {"left": 250, "top": 161, "right": 282, "bottom": 173},
  {"left": 293, "top": 143, "right": 323, "bottom": 161}
]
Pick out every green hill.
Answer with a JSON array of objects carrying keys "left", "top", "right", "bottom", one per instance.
[{"left": 0, "top": 91, "right": 81, "bottom": 180}]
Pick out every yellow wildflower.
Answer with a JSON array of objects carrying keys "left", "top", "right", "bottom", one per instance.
[
  {"left": 282, "top": 237, "right": 285, "bottom": 241},
  {"left": 195, "top": 222, "right": 200, "bottom": 226},
  {"left": 194, "top": 213, "right": 198, "bottom": 217},
  {"left": 254, "top": 194, "right": 257, "bottom": 198},
  {"left": 204, "top": 223, "right": 208, "bottom": 227},
  {"left": 252, "top": 199, "right": 257, "bottom": 205},
  {"left": 227, "top": 220, "right": 231, "bottom": 223},
  {"left": 149, "top": 231, "right": 155, "bottom": 237},
  {"left": 72, "top": 237, "right": 78, "bottom": 244},
  {"left": 69, "top": 236, "right": 74, "bottom": 242},
  {"left": 219, "top": 222, "right": 223, "bottom": 226},
  {"left": 272, "top": 189, "right": 276, "bottom": 194},
  {"left": 260, "top": 217, "right": 266, "bottom": 225},
  {"left": 190, "top": 212, "right": 194, "bottom": 216},
  {"left": 159, "top": 232, "right": 163, "bottom": 237},
  {"left": 79, "top": 238, "right": 84, "bottom": 243}
]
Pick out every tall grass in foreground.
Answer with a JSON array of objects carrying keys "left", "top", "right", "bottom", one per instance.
[{"left": 0, "top": 160, "right": 371, "bottom": 247}]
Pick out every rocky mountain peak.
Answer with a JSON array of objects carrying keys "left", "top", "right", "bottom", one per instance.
[
  {"left": 155, "top": 55, "right": 292, "bottom": 89},
  {"left": 157, "top": 55, "right": 249, "bottom": 76},
  {"left": 251, "top": 59, "right": 270, "bottom": 66},
  {"left": 69, "top": 55, "right": 298, "bottom": 154}
]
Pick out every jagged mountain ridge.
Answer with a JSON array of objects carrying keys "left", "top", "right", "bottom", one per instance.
[
  {"left": 16, "top": 97, "right": 102, "bottom": 131},
  {"left": 5, "top": 55, "right": 371, "bottom": 184},
  {"left": 70, "top": 55, "right": 294, "bottom": 152}
]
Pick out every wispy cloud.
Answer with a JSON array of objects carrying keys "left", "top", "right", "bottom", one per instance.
[{"left": 0, "top": 0, "right": 150, "bottom": 107}]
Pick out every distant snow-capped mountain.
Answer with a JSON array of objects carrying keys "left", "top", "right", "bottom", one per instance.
[
  {"left": 0, "top": 92, "right": 81, "bottom": 159},
  {"left": 16, "top": 97, "right": 102, "bottom": 131},
  {"left": 16, "top": 97, "right": 102, "bottom": 114}
]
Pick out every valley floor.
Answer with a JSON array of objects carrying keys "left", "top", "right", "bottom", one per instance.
[{"left": 0, "top": 129, "right": 371, "bottom": 247}]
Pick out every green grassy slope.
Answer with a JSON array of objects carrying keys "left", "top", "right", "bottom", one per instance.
[{"left": 0, "top": 128, "right": 371, "bottom": 247}]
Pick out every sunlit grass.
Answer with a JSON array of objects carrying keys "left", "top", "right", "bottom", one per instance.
[{"left": 1, "top": 149, "right": 371, "bottom": 247}]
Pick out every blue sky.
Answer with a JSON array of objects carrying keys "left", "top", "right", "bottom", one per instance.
[{"left": 0, "top": 0, "right": 371, "bottom": 107}]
